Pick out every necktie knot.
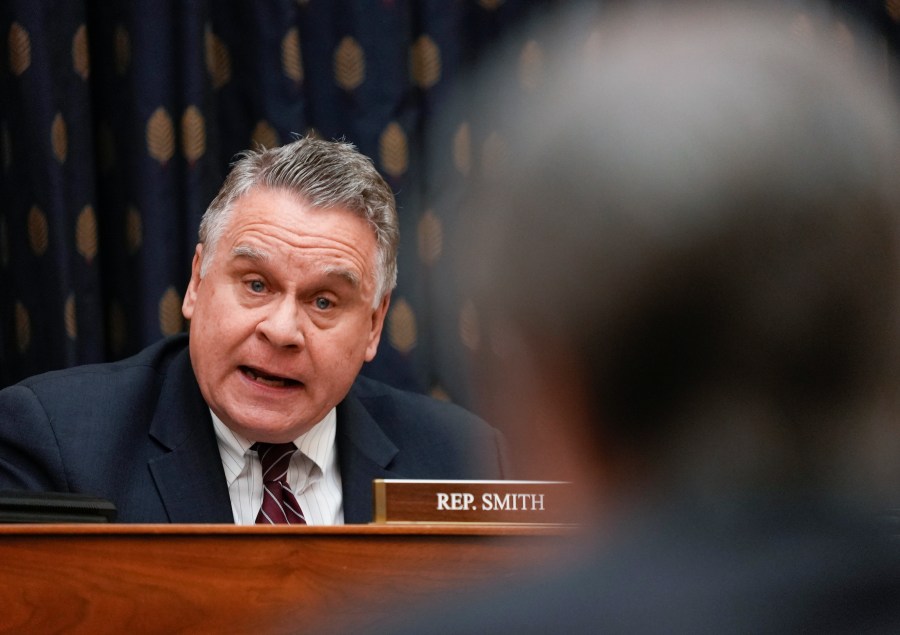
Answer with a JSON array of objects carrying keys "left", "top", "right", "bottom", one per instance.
[
  {"left": 253, "top": 442, "right": 297, "bottom": 484},
  {"left": 252, "top": 442, "right": 306, "bottom": 525}
]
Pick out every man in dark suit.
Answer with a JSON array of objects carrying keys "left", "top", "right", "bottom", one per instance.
[
  {"left": 0, "top": 137, "right": 507, "bottom": 523},
  {"left": 372, "top": 2, "right": 900, "bottom": 632}
]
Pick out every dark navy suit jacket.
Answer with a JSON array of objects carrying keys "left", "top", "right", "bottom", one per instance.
[{"left": 0, "top": 335, "right": 507, "bottom": 523}]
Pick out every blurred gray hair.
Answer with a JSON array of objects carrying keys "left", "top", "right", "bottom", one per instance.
[
  {"left": 465, "top": 3, "right": 900, "bottom": 496},
  {"left": 198, "top": 136, "right": 399, "bottom": 305}
]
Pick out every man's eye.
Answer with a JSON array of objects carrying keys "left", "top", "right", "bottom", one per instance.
[
  {"left": 314, "top": 297, "right": 333, "bottom": 310},
  {"left": 247, "top": 280, "right": 266, "bottom": 293}
]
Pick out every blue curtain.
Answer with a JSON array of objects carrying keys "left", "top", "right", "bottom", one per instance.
[{"left": 1, "top": 0, "right": 897, "bottom": 408}]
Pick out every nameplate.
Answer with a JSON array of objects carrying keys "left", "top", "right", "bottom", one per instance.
[{"left": 372, "top": 480, "right": 575, "bottom": 525}]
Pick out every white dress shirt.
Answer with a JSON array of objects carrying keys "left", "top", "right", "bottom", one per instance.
[{"left": 211, "top": 409, "right": 344, "bottom": 525}]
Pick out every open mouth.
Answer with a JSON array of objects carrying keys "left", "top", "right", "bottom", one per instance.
[{"left": 240, "top": 366, "right": 302, "bottom": 389}]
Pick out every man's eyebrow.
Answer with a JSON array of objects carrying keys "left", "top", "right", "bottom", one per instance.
[
  {"left": 230, "top": 244, "right": 362, "bottom": 287},
  {"left": 231, "top": 244, "right": 270, "bottom": 262},
  {"left": 323, "top": 265, "right": 361, "bottom": 287}
]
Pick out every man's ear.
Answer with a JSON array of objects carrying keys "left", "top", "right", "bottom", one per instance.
[
  {"left": 182, "top": 244, "right": 204, "bottom": 320},
  {"left": 364, "top": 293, "right": 391, "bottom": 361}
]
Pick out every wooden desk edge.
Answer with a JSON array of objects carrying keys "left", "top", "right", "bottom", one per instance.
[{"left": 0, "top": 522, "right": 578, "bottom": 537}]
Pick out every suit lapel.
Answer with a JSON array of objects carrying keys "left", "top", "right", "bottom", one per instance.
[
  {"left": 147, "top": 348, "right": 234, "bottom": 523},
  {"left": 145, "top": 349, "right": 405, "bottom": 523},
  {"left": 337, "top": 388, "right": 400, "bottom": 523}
]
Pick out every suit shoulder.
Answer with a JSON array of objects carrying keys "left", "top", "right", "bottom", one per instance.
[
  {"left": 344, "top": 376, "right": 510, "bottom": 490},
  {"left": 349, "top": 375, "right": 488, "bottom": 430}
]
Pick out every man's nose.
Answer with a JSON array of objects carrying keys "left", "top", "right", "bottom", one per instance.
[{"left": 256, "top": 296, "right": 305, "bottom": 348}]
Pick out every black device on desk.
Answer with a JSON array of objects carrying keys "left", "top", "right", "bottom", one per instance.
[{"left": 0, "top": 490, "right": 116, "bottom": 523}]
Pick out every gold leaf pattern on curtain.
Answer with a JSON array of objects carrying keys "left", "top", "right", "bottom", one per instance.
[
  {"left": 388, "top": 298, "right": 418, "bottom": 354},
  {"left": 519, "top": 39, "right": 544, "bottom": 91},
  {"left": 76, "top": 205, "right": 98, "bottom": 263},
  {"left": 146, "top": 107, "right": 175, "bottom": 165},
  {"left": 459, "top": 298, "right": 480, "bottom": 352},
  {"left": 72, "top": 24, "right": 90, "bottom": 80},
  {"left": 334, "top": 36, "right": 365, "bottom": 90},
  {"left": 64, "top": 293, "right": 77, "bottom": 340},
  {"left": 2, "top": 0, "right": 886, "bottom": 398},
  {"left": 411, "top": 35, "right": 441, "bottom": 89},
  {"left": 126, "top": 206, "right": 143, "bottom": 254},
  {"left": 888, "top": 0, "right": 900, "bottom": 21},
  {"left": 834, "top": 21, "right": 855, "bottom": 54},
  {"left": 8, "top": 23, "right": 31, "bottom": 76},
  {"left": 481, "top": 131, "right": 508, "bottom": 180},
  {"left": 205, "top": 29, "right": 232, "bottom": 89},
  {"left": 251, "top": 120, "right": 279, "bottom": 149},
  {"left": 282, "top": 28, "right": 303, "bottom": 82},
  {"left": 417, "top": 210, "right": 443, "bottom": 266},
  {"left": 159, "top": 287, "right": 184, "bottom": 336},
  {"left": 27, "top": 205, "right": 49, "bottom": 256},
  {"left": 114, "top": 24, "right": 131, "bottom": 75},
  {"left": 453, "top": 122, "right": 471, "bottom": 176},
  {"left": 15, "top": 301, "right": 31, "bottom": 354},
  {"left": 379, "top": 122, "right": 408, "bottom": 177},
  {"left": 429, "top": 385, "right": 451, "bottom": 402},
  {"left": 181, "top": 105, "right": 206, "bottom": 164},
  {"left": 51, "top": 113, "right": 68, "bottom": 163}
]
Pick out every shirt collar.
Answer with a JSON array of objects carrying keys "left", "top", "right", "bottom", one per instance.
[{"left": 211, "top": 408, "right": 338, "bottom": 486}]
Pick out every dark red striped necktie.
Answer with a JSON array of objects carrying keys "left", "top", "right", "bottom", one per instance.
[{"left": 253, "top": 442, "right": 307, "bottom": 525}]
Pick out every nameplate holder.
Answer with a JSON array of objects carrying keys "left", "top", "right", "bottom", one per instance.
[{"left": 372, "top": 479, "right": 576, "bottom": 525}]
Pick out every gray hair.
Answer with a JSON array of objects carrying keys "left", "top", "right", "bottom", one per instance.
[{"left": 198, "top": 136, "right": 399, "bottom": 305}]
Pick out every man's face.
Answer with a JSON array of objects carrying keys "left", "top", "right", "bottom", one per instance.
[{"left": 182, "top": 186, "right": 389, "bottom": 443}]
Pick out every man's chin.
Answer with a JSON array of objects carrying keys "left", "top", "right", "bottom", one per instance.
[
  {"left": 218, "top": 404, "right": 320, "bottom": 443},
  {"left": 233, "top": 422, "right": 311, "bottom": 443}
]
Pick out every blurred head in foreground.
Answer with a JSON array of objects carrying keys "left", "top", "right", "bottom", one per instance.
[
  {"left": 363, "top": 4, "right": 900, "bottom": 633},
  {"left": 465, "top": 1, "right": 900, "bottom": 516}
]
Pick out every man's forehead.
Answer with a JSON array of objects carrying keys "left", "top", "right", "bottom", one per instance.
[
  {"left": 231, "top": 186, "right": 373, "bottom": 232},
  {"left": 230, "top": 242, "right": 363, "bottom": 287}
]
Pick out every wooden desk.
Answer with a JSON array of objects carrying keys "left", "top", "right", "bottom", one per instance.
[{"left": 0, "top": 524, "right": 571, "bottom": 633}]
